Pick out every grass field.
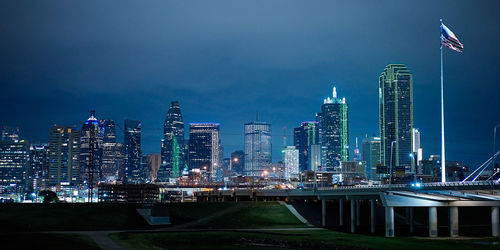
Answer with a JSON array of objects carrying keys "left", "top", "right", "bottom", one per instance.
[
  {"left": 3, "top": 202, "right": 499, "bottom": 249},
  {"left": 0, "top": 203, "right": 148, "bottom": 232},
  {"left": 192, "top": 202, "right": 307, "bottom": 229},
  {"left": 0, "top": 233, "right": 100, "bottom": 250},
  {"left": 110, "top": 230, "right": 500, "bottom": 250},
  {"left": 0, "top": 202, "right": 241, "bottom": 232}
]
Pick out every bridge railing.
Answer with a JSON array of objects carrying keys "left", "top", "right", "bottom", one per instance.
[{"left": 314, "top": 180, "right": 498, "bottom": 191}]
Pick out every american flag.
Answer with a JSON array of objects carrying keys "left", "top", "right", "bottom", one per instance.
[{"left": 441, "top": 23, "right": 464, "bottom": 53}]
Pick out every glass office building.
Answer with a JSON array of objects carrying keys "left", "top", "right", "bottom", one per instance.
[
  {"left": 318, "top": 87, "right": 349, "bottom": 171},
  {"left": 379, "top": 64, "right": 413, "bottom": 169},
  {"left": 244, "top": 121, "right": 272, "bottom": 177},
  {"left": 159, "top": 101, "right": 185, "bottom": 182}
]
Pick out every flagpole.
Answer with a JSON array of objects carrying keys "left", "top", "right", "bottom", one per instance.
[{"left": 440, "top": 19, "right": 446, "bottom": 183}]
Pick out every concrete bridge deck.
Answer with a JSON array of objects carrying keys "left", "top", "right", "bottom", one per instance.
[{"left": 195, "top": 181, "right": 500, "bottom": 238}]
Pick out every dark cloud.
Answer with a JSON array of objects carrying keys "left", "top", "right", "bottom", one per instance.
[{"left": 0, "top": 0, "right": 499, "bottom": 166}]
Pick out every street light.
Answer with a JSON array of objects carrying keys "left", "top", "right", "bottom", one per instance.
[
  {"left": 493, "top": 125, "right": 500, "bottom": 167},
  {"left": 389, "top": 141, "right": 397, "bottom": 186}
]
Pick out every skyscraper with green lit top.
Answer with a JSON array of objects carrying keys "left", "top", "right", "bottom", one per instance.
[
  {"left": 158, "top": 101, "right": 185, "bottom": 182},
  {"left": 379, "top": 64, "right": 413, "bottom": 170},
  {"left": 318, "top": 87, "right": 349, "bottom": 171}
]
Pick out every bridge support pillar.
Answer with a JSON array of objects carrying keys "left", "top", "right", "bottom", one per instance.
[
  {"left": 492, "top": 206, "right": 499, "bottom": 237},
  {"left": 356, "top": 200, "right": 360, "bottom": 226},
  {"left": 370, "top": 200, "right": 376, "bottom": 233},
  {"left": 429, "top": 207, "right": 438, "bottom": 237},
  {"left": 385, "top": 206, "right": 394, "bottom": 237},
  {"left": 409, "top": 207, "right": 414, "bottom": 234},
  {"left": 339, "top": 199, "right": 344, "bottom": 226},
  {"left": 351, "top": 200, "right": 356, "bottom": 233},
  {"left": 322, "top": 199, "right": 326, "bottom": 227},
  {"left": 449, "top": 206, "right": 459, "bottom": 237}
]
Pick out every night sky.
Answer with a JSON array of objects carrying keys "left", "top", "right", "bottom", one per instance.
[{"left": 1, "top": 1, "right": 499, "bottom": 167}]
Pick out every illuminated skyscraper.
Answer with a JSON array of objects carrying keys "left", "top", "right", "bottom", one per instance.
[
  {"left": 158, "top": 101, "right": 185, "bottom": 182},
  {"left": 188, "top": 123, "right": 220, "bottom": 180},
  {"left": 124, "top": 119, "right": 143, "bottom": 183},
  {"left": 379, "top": 64, "right": 413, "bottom": 169},
  {"left": 244, "top": 121, "right": 272, "bottom": 177},
  {"left": 29, "top": 144, "right": 49, "bottom": 191},
  {"left": 362, "top": 136, "right": 381, "bottom": 180},
  {"left": 294, "top": 121, "right": 319, "bottom": 172},
  {"left": 0, "top": 140, "right": 29, "bottom": 190},
  {"left": 48, "top": 126, "right": 80, "bottom": 187},
  {"left": 80, "top": 111, "right": 104, "bottom": 186},
  {"left": 100, "top": 119, "right": 123, "bottom": 182},
  {"left": 318, "top": 87, "right": 349, "bottom": 171},
  {"left": 283, "top": 146, "right": 299, "bottom": 180}
]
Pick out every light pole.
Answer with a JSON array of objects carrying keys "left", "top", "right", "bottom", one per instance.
[
  {"left": 493, "top": 125, "right": 500, "bottom": 168},
  {"left": 389, "top": 141, "right": 396, "bottom": 186}
]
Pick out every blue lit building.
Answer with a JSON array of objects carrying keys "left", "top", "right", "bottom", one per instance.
[{"left": 80, "top": 110, "right": 104, "bottom": 186}]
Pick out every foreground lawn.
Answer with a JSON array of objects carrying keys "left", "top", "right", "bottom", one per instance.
[
  {"left": 0, "top": 203, "right": 148, "bottom": 232},
  {"left": 193, "top": 202, "right": 307, "bottom": 229},
  {"left": 0, "top": 202, "right": 238, "bottom": 231},
  {"left": 0, "top": 233, "right": 100, "bottom": 250},
  {"left": 110, "top": 230, "right": 500, "bottom": 250}
]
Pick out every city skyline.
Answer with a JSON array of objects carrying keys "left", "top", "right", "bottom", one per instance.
[{"left": 1, "top": 1, "right": 499, "bottom": 168}]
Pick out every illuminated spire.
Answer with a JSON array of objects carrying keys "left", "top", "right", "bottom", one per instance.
[{"left": 333, "top": 87, "right": 337, "bottom": 98}]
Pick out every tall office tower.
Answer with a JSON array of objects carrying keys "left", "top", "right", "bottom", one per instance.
[
  {"left": 412, "top": 128, "right": 423, "bottom": 173},
  {"left": 143, "top": 153, "right": 161, "bottom": 182},
  {"left": 80, "top": 111, "right": 104, "bottom": 187},
  {"left": 1, "top": 126, "right": 20, "bottom": 142},
  {"left": 230, "top": 150, "right": 245, "bottom": 175},
  {"left": 188, "top": 123, "right": 221, "bottom": 181},
  {"left": 283, "top": 146, "right": 299, "bottom": 180},
  {"left": 0, "top": 140, "right": 30, "bottom": 191},
  {"left": 379, "top": 64, "right": 413, "bottom": 169},
  {"left": 244, "top": 121, "right": 272, "bottom": 177},
  {"left": 101, "top": 119, "right": 116, "bottom": 143},
  {"left": 29, "top": 144, "right": 49, "bottom": 191},
  {"left": 309, "top": 144, "right": 322, "bottom": 172},
  {"left": 124, "top": 120, "right": 143, "bottom": 183},
  {"left": 362, "top": 136, "right": 381, "bottom": 180},
  {"left": 294, "top": 121, "right": 319, "bottom": 172},
  {"left": 100, "top": 120, "right": 123, "bottom": 182},
  {"left": 48, "top": 126, "right": 80, "bottom": 187},
  {"left": 158, "top": 101, "right": 185, "bottom": 182},
  {"left": 318, "top": 87, "right": 349, "bottom": 171}
]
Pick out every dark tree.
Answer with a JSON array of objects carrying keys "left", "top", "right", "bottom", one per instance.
[{"left": 39, "top": 190, "right": 59, "bottom": 203}]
